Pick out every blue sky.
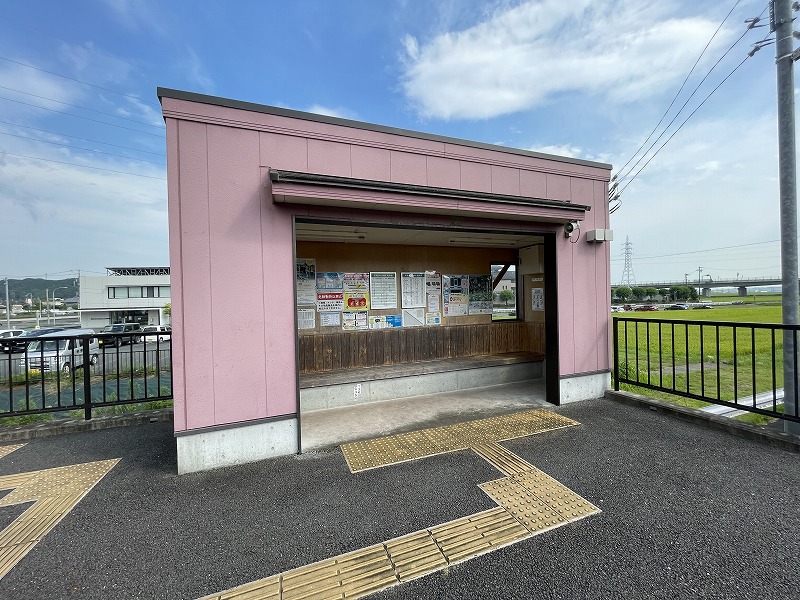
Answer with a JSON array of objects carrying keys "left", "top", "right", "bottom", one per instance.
[{"left": 0, "top": 0, "right": 790, "bottom": 285}]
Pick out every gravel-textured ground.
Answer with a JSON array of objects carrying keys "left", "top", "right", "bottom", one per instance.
[{"left": 0, "top": 397, "right": 798, "bottom": 600}]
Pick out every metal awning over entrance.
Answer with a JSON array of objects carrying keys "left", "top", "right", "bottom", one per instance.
[{"left": 270, "top": 170, "right": 589, "bottom": 224}]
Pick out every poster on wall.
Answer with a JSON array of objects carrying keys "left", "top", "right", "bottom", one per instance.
[
  {"left": 343, "top": 273, "right": 371, "bottom": 309},
  {"left": 425, "top": 271, "right": 442, "bottom": 312},
  {"left": 443, "top": 275, "right": 469, "bottom": 316},
  {"left": 342, "top": 311, "right": 369, "bottom": 330},
  {"left": 344, "top": 292, "right": 369, "bottom": 311},
  {"left": 426, "top": 271, "right": 442, "bottom": 295},
  {"left": 425, "top": 311, "right": 442, "bottom": 325},
  {"left": 317, "top": 291, "right": 344, "bottom": 312},
  {"left": 468, "top": 274, "right": 493, "bottom": 314},
  {"left": 531, "top": 288, "right": 545, "bottom": 311},
  {"left": 427, "top": 294, "right": 440, "bottom": 311},
  {"left": 296, "top": 259, "right": 316, "bottom": 305},
  {"left": 369, "top": 315, "right": 402, "bottom": 329},
  {"left": 402, "top": 308, "right": 425, "bottom": 327},
  {"left": 401, "top": 272, "right": 426, "bottom": 308},
  {"left": 297, "top": 308, "right": 315, "bottom": 330},
  {"left": 320, "top": 312, "right": 341, "bottom": 327},
  {"left": 369, "top": 272, "right": 397, "bottom": 309},
  {"left": 316, "top": 272, "right": 344, "bottom": 290}
]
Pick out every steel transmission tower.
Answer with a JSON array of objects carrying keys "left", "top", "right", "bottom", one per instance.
[{"left": 620, "top": 236, "right": 636, "bottom": 286}]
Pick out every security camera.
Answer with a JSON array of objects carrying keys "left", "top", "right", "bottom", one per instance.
[{"left": 564, "top": 221, "right": 578, "bottom": 237}]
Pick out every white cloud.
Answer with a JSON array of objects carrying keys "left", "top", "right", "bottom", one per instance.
[
  {"left": 401, "top": 0, "right": 734, "bottom": 119},
  {"left": 181, "top": 47, "right": 215, "bottom": 94},
  {"left": 529, "top": 144, "right": 583, "bottom": 158},
  {"left": 303, "top": 104, "right": 359, "bottom": 120},
  {"left": 609, "top": 112, "right": 782, "bottom": 281}
]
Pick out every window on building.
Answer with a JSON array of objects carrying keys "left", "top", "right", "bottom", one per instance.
[
  {"left": 144, "top": 286, "right": 156, "bottom": 298},
  {"left": 108, "top": 287, "right": 129, "bottom": 299},
  {"left": 491, "top": 263, "right": 518, "bottom": 321},
  {"left": 129, "top": 287, "right": 142, "bottom": 298},
  {"left": 159, "top": 286, "right": 171, "bottom": 298}
]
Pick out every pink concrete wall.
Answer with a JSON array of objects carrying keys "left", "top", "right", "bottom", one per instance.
[{"left": 163, "top": 93, "right": 611, "bottom": 432}]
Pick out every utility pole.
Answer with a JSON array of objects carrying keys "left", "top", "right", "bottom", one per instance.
[
  {"left": 4, "top": 278, "right": 9, "bottom": 329},
  {"left": 697, "top": 267, "right": 703, "bottom": 300},
  {"left": 775, "top": 0, "right": 800, "bottom": 434}
]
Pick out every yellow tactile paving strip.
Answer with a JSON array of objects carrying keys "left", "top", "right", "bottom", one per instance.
[
  {"left": 0, "top": 458, "right": 119, "bottom": 580},
  {"left": 202, "top": 411, "right": 599, "bottom": 600},
  {"left": 0, "top": 444, "right": 25, "bottom": 460},
  {"left": 340, "top": 409, "right": 578, "bottom": 472}
]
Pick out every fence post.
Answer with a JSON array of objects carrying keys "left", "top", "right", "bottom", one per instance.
[
  {"left": 613, "top": 317, "right": 619, "bottom": 391},
  {"left": 82, "top": 336, "right": 92, "bottom": 420}
]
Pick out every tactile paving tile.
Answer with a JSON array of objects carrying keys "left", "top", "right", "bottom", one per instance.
[
  {"left": 480, "top": 468, "right": 601, "bottom": 534},
  {"left": 0, "top": 444, "right": 25, "bottom": 460},
  {"left": 429, "top": 507, "right": 531, "bottom": 564},
  {"left": 217, "top": 575, "right": 280, "bottom": 599},
  {"left": 203, "top": 431, "right": 598, "bottom": 600},
  {"left": 280, "top": 544, "right": 397, "bottom": 600},
  {"left": 0, "top": 459, "right": 120, "bottom": 580},
  {"left": 341, "top": 409, "right": 578, "bottom": 472},
  {"left": 471, "top": 442, "right": 535, "bottom": 476},
  {"left": 384, "top": 530, "right": 447, "bottom": 582}
]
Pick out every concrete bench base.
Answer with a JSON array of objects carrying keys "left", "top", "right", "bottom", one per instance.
[{"left": 300, "top": 353, "right": 543, "bottom": 412}]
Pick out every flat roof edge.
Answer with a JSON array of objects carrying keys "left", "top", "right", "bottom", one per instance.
[{"left": 157, "top": 87, "right": 613, "bottom": 171}]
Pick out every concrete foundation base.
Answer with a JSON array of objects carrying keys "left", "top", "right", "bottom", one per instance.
[
  {"left": 300, "top": 361, "right": 543, "bottom": 412},
  {"left": 176, "top": 417, "right": 298, "bottom": 474},
  {"left": 559, "top": 372, "right": 611, "bottom": 403}
]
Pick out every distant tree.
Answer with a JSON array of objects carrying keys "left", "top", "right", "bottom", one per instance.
[
  {"left": 658, "top": 288, "right": 669, "bottom": 298},
  {"left": 689, "top": 287, "right": 699, "bottom": 301},
  {"left": 163, "top": 303, "right": 171, "bottom": 316},
  {"left": 499, "top": 290, "right": 514, "bottom": 306},
  {"left": 631, "top": 287, "right": 646, "bottom": 301},
  {"left": 615, "top": 286, "right": 632, "bottom": 301},
  {"left": 668, "top": 286, "right": 683, "bottom": 301},
  {"left": 644, "top": 287, "right": 658, "bottom": 300}
]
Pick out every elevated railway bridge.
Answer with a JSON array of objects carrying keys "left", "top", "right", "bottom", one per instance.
[{"left": 620, "top": 277, "right": 787, "bottom": 297}]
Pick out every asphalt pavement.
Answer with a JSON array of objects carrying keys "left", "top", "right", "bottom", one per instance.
[{"left": 0, "top": 397, "right": 798, "bottom": 600}]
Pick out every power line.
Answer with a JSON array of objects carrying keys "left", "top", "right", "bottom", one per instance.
[
  {"left": 1, "top": 151, "right": 166, "bottom": 180},
  {"left": 615, "top": 0, "right": 742, "bottom": 178},
  {"left": 0, "top": 119, "right": 165, "bottom": 156},
  {"left": 0, "top": 54, "right": 155, "bottom": 105},
  {"left": 610, "top": 238, "right": 782, "bottom": 261},
  {"left": 0, "top": 17, "right": 145, "bottom": 74},
  {"left": 616, "top": 51, "right": 758, "bottom": 196},
  {"left": 0, "top": 94, "right": 164, "bottom": 137},
  {"left": 0, "top": 130, "right": 166, "bottom": 165},
  {"left": 616, "top": 7, "right": 763, "bottom": 186},
  {"left": 0, "top": 84, "right": 164, "bottom": 128}
]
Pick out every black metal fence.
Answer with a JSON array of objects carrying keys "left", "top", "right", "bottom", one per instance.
[
  {"left": 1, "top": 331, "right": 172, "bottom": 421},
  {"left": 613, "top": 316, "right": 800, "bottom": 424}
]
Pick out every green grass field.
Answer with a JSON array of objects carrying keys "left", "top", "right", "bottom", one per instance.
[{"left": 613, "top": 302, "right": 787, "bottom": 424}]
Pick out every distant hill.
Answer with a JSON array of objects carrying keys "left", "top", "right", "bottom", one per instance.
[{"left": 4, "top": 278, "right": 78, "bottom": 304}]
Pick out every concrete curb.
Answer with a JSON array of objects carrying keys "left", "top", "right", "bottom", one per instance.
[
  {"left": 0, "top": 408, "right": 174, "bottom": 442},
  {"left": 605, "top": 390, "right": 800, "bottom": 454}
]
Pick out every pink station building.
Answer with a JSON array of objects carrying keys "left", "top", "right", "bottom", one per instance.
[{"left": 159, "top": 88, "right": 613, "bottom": 474}]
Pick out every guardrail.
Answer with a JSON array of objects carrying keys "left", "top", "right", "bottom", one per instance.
[
  {"left": 613, "top": 316, "right": 799, "bottom": 423},
  {"left": 1, "top": 331, "right": 172, "bottom": 421}
]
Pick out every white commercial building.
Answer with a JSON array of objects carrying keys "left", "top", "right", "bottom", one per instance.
[{"left": 79, "top": 267, "right": 171, "bottom": 329}]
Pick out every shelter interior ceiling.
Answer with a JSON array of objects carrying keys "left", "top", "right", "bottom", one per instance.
[{"left": 294, "top": 223, "right": 544, "bottom": 249}]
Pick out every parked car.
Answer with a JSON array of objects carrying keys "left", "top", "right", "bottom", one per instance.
[
  {"left": 26, "top": 329, "right": 99, "bottom": 374},
  {"left": 668, "top": 304, "right": 689, "bottom": 310},
  {"left": 141, "top": 325, "right": 171, "bottom": 343},
  {"left": 635, "top": 305, "right": 659, "bottom": 311},
  {"left": 98, "top": 323, "right": 142, "bottom": 348},
  {"left": 0, "top": 329, "right": 25, "bottom": 351},
  {"left": 0, "top": 327, "right": 65, "bottom": 353},
  {"left": 610, "top": 306, "right": 623, "bottom": 313}
]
